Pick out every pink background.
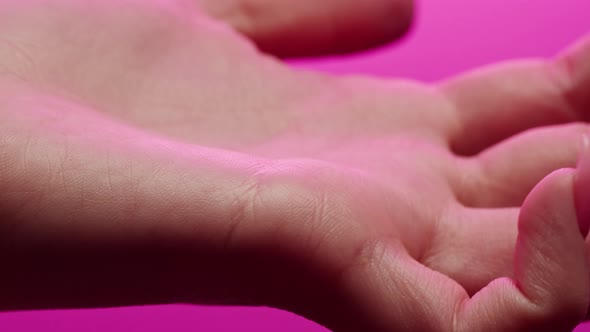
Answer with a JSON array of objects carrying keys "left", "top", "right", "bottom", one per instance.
[{"left": 1, "top": 0, "right": 589, "bottom": 331}]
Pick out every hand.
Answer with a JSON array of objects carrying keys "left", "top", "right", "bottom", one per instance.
[
  {"left": 196, "top": 0, "right": 413, "bottom": 57},
  {"left": 0, "top": 0, "right": 589, "bottom": 331}
]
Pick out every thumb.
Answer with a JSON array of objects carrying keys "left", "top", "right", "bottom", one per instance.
[{"left": 197, "top": 0, "right": 414, "bottom": 57}]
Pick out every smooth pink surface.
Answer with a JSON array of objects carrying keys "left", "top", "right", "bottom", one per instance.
[{"left": 1, "top": 0, "right": 589, "bottom": 331}]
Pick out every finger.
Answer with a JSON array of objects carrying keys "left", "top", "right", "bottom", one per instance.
[
  {"left": 323, "top": 170, "right": 589, "bottom": 332},
  {"left": 440, "top": 35, "right": 590, "bottom": 156},
  {"left": 455, "top": 123, "right": 590, "bottom": 208},
  {"left": 455, "top": 169, "right": 590, "bottom": 331},
  {"left": 196, "top": 0, "right": 414, "bottom": 57}
]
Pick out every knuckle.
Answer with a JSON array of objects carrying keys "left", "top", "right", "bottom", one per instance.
[
  {"left": 224, "top": 160, "right": 328, "bottom": 250},
  {"left": 551, "top": 52, "right": 590, "bottom": 121},
  {"left": 243, "top": 159, "right": 360, "bottom": 267}
]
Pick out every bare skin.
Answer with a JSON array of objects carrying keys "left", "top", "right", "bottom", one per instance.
[
  {"left": 196, "top": 0, "right": 414, "bottom": 57},
  {"left": 0, "top": 0, "right": 590, "bottom": 331}
]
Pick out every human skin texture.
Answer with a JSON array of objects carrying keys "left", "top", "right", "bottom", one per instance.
[{"left": 1, "top": 0, "right": 590, "bottom": 331}]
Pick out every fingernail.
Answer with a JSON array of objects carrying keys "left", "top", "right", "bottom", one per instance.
[{"left": 574, "top": 133, "right": 590, "bottom": 238}]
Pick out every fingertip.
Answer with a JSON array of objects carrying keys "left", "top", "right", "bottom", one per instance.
[
  {"left": 555, "top": 34, "right": 590, "bottom": 118},
  {"left": 557, "top": 34, "right": 590, "bottom": 65},
  {"left": 516, "top": 168, "right": 578, "bottom": 279},
  {"left": 520, "top": 168, "right": 577, "bottom": 230},
  {"left": 516, "top": 168, "right": 588, "bottom": 302}
]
